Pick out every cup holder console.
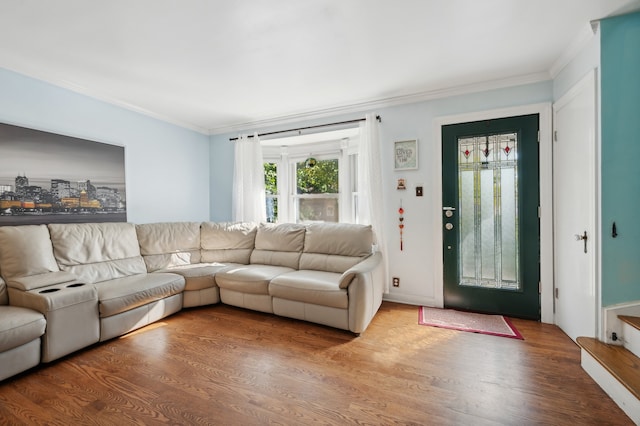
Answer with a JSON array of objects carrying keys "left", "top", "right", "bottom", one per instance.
[{"left": 38, "top": 283, "right": 86, "bottom": 294}]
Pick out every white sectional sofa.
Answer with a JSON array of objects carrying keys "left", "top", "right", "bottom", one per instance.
[
  {"left": 0, "top": 276, "right": 46, "bottom": 381},
  {"left": 0, "top": 221, "right": 385, "bottom": 381}
]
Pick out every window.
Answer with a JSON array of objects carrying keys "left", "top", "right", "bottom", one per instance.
[
  {"left": 264, "top": 162, "right": 278, "bottom": 223},
  {"left": 295, "top": 157, "right": 339, "bottom": 222},
  {"left": 262, "top": 128, "right": 359, "bottom": 224}
]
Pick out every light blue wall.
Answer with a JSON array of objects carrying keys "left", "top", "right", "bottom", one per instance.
[
  {"left": 601, "top": 12, "right": 640, "bottom": 306},
  {"left": 0, "top": 67, "right": 210, "bottom": 224},
  {"left": 209, "top": 132, "right": 235, "bottom": 222},
  {"left": 210, "top": 82, "right": 553, "bottom": 222}
]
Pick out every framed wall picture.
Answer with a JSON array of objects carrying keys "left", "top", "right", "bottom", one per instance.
[
  {"left": 394, "top": 139, "right": 418, "bottom": 170},
  {"left": 0, "top": 122, "right": 126, "bottom": 226}
]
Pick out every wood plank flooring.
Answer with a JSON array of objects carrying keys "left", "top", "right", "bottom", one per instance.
[{"left": 0, "top": 302, "right": 633, "bottom": 425}]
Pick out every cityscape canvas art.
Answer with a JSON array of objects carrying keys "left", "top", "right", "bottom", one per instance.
[{"left": 0, "top": 122, "right": 126, "bottom": 226}]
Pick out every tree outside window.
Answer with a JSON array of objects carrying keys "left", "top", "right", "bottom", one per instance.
[
  {"left": 261, "top": 128, "right": 358, "bottom": 224},
  {"left": 295, "top": 158, "right": 339, "bottom": 223},
  {"left": 264, "top": 162, "right": 278, "bottom": 222}
]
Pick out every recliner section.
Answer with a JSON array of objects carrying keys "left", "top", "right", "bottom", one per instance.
[
  {"left": 0, "top": 277, "right": 46, "bottom": 381},
  {"left": 0, "top": 220, "right": 384, "bottom": 381}
]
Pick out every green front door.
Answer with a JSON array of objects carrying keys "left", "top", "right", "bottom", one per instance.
[{"left": 442, "top": 115, "right": 540, "bottom": 320}]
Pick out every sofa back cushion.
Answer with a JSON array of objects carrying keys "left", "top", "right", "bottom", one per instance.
[
  {"left": 200, "top": 222, "right": 257, "bottom": 264},
  {"left": 299, "top": 223, "right": 373, "bottom": 273},
  {"left": 0, "top": 225, "right": 60, "bottom": 281},
  {"left": 0, "top": 277, "right": 7, "bottom": 305},
  {"left": 250, "top": 223, "right": 305, "bottom": 269},
  {"left": 136, "top": 222, "right": 201, "bottom": 272},
  {"left": 48, "top": 222, "right": 146, "bottom": 283}
]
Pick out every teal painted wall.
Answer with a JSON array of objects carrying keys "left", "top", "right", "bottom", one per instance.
[
  {"left": 0, "top": 67, "right": 211, "bottom": 224},
  {"left": 601, "top": 12, "right": 640, "bottom": 306}
]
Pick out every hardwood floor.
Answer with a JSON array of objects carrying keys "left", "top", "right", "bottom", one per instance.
[{"left": 0, "top": 302, "right": 633, "bottom": 425}]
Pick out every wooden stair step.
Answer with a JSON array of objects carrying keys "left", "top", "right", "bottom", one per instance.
[
  {"left": 577, "top": 336, "right": 640, "bottom": 401},
  {"left": 619, "top": 315, "right": 640, "bottom": 332}
]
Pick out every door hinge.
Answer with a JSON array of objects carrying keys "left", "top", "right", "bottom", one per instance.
[
  {"left": 555, "top": 288, "right": 559, "bottom": 299},
  {"left": 538, "top": 281, "right": 541, "bottom": 294},
  {"left": 554, "top": 130, "right": 558, "bottom": 142},
  {"left": 538, "top": 206, "right": 541, "bottom": 218},
  {"left": 537, "top": 130, "right": 540, "bottom": 143}
]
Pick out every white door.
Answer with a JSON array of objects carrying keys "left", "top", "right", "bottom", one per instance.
[{"left": 553, "top": 70, "right": 598, "bottom": 341}]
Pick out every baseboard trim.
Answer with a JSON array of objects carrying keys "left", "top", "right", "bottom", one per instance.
[{"left": 382, "top": 293, "right": 442, "bottom": 308}]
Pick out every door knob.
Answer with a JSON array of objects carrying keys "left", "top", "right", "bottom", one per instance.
[{"left": 575, "top": 231, "right": 588, "bottom": 253}]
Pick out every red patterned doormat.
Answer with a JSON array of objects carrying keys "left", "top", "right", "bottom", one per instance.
[{"left": 419, "top": 307, "right": 523, "bottom": 339}]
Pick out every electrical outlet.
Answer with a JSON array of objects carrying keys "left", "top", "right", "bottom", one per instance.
[{"left": 392, "top": 277, "right": 400, "bottom": 287}]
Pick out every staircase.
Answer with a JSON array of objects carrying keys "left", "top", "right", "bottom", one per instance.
[{"left": 577, "top": 316, "right": 640, "bottom": 424}]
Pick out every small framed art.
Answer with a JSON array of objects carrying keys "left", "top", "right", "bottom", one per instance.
[{"left": 394, "top": 139, "right": 418, "bottom": 170}]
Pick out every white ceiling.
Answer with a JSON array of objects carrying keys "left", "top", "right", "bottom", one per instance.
[{"left": 0, "top": 0, "right": 638, "bottom": 135}]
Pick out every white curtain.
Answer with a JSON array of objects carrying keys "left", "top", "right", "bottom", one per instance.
[
  {"left": 232, "top": 133, "right": 267, "bottom": 223},
  {"left": 358, "top": 114, "right": 390, "bottom": 293}
]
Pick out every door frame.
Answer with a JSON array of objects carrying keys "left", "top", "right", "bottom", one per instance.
[{"left": 433, "top": 103, "right": 554, "bottom": 323}]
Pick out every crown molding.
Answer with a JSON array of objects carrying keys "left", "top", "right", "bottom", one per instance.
[
  {"left": 3, "top": 62, "right": 549, "bottom": 138},
  {"left": 1, "top": 64, "right": 210, "bottom": 135},
  {"left": 549, "top": 23, "right": 598, "bottom": 79},
  {"left": 208, "top": 71, "right": 551, "bottom": 135}
]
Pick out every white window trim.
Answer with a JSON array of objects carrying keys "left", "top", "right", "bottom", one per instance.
[{"left": 262, "top": 128, "right": 360, "bottom": 224}]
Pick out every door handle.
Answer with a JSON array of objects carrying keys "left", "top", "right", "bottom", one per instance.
[{"left": 575, "top": 231, "right": 588, "bottom": 253}]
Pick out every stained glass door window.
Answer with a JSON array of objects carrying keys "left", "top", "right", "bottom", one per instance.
[{"left": 457, "top": 132, "right": 519, "bottom": 291}]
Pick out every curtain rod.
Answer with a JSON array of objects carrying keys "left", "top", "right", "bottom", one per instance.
[{"left": 229, "top": 115, "right": 381, "bottom": 141}]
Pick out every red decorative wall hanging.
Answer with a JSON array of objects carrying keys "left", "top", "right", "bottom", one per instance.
[{"left": 398, "top": 202, "right": 404, "bottom": 251}]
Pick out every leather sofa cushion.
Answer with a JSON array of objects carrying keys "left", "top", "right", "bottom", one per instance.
[
  {"left": 215, "top": 265, "right": 294, "bottom": 295},
  {"left": 250, "top": 250, "right": 302, "bottom": 270},
  {"left": 0, "top": 225, "right": 59, "bottom": 280},
  {"left": 96, "top": 273, "right": 185, "bottom": 317},
  {"left": 155, "top": 263, "right": 234, "bottom": 291},
  {"left": 303, "top": 223, "right": 372, "bottom": 256},
  {"left": 0, "top": 278, "right": 7, "bottom": 305},
  {"left": 299, "top": 223, "right": 373, "bottom": 273},
  {"left": 136, "top": 222, "right": 202, "bottom": 271},
  {"left": 250, "top": 223, "right": 305, "bottom": 269},
  {"left": 142, "top": 251, "right": 202, "bottom": 273},
  {"left": 48, "top": 223, "right": 147, "bottom": 283},
  {"left": 254, "top": 223, "right": 305, "bottom": 252},
  {"left": 298, "top": 253, "right": 365, "bottom": 274},
  {"left": 0, "top": 306, "right": 46, "bottom": 352},
  {"left": 201, "top": 222, "right": 256, "bottom": 264},
  {"left": 269, "top": 270, "right": 348, "bottom": 309}
]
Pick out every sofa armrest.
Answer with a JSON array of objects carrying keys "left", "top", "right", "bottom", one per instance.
[
  {"left": 6, "top": 271, "right": 79, "bottom": 291},
  {"left": 344, "top": 252, "right": 385, "bottom": 334},
  {"left": 338, "top": 252, "right": 381, "bottom": 289}
]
